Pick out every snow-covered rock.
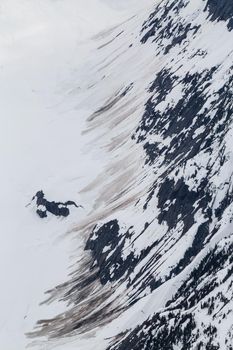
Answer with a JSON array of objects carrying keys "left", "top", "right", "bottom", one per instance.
[{"left": 1, "top": 1, "right": 233, "bottom": 349}]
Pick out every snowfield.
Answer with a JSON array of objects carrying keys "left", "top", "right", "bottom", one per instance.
[
  {"left": 1, "top": 0, "right": 233, "bottom": 349},
  {"left": 0, "top": 1, "right": 146, "bottom": 348}
]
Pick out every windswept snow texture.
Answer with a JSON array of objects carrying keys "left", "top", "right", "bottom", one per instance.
[{"left": 2, "top": 0, "right": 233, "bottom": 349}]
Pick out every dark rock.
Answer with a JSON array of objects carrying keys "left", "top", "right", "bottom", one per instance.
[
  {"left": 32, "top": 190, "right": 82, "bottom": 218},
  {"left": 36, "top": 209, "right": 47, "bottom": 218},
  {"left": 204, "top": 0, "right": 233, "bottom": 31}
]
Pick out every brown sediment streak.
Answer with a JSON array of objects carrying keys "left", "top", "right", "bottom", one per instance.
[
  {"left": 85, "top": 94, "right": 142, "bottom": 134},
  {"left": 97, "top": 48, "right": 129, "bottom": 72},
  {"left": 87, "top": 94, "right": 124, "bottom": 122},
  {"left": 97, "top": 31, "right": 124, "bottom": 50},
  {"left": 92, "top": 15, "right": 135, "bottom": 41}
]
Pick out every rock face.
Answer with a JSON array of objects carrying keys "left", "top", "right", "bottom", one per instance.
[
  {"left": 205, "top": 0, "right": 233, "bottom": 30},
  {"left": 32, "top": 191, "right": 82, "bottom": 218},
  {"left": 29, "top": 1, "right": 233, "bottom": 349}
]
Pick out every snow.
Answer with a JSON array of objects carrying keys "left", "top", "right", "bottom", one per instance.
[
  {"left": 1, "top": 0, "right": 233, "bottom": 349},
  {"left": 0, "top": 1, "right": 147, "bottom": 349}
]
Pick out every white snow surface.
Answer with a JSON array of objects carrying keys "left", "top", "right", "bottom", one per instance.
[{"left": 0, "top": 1, "right": 152, "bottom": 349}]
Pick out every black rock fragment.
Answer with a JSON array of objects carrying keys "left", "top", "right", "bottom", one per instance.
[{"left": 32, "top": 190, "right": 83, "bottom": 218}]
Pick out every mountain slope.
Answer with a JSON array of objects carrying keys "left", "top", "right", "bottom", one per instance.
[
  {"left": 30, "top": 0, "right": 233, "bottom": 349},
  {"left": 0, "top": 1, "right": 136, "bottom": 349},
  {"left": 1, "top": 1, "right": 233, "bottom": 349}
]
